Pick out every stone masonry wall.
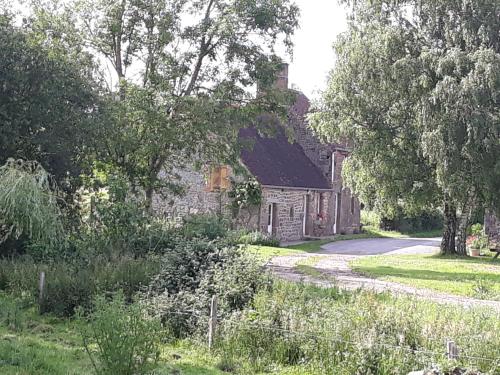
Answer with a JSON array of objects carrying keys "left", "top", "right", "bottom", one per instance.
[
  {"left": 259, "top": 188, "right": 307, "bottom": 241},
  {"left": 287, "top": 92, "right": 360, "bottom": 235},
  {"left": 152, "top": 168, "right": 230, "bottom": 223}
]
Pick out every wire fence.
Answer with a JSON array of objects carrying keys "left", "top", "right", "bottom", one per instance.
[{"left": 160, "top": 301, "right": 500, "bottom": 371}]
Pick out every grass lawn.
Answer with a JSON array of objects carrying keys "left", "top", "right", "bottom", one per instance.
[{"left": 351, "top": 254, "right": 500, "bottom": 300}]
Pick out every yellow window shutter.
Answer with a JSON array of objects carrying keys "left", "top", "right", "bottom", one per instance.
[
  {"left": 211, "top": 166, "right": 221, "bottom": 190},
  {"left": 220, "top": 166, "right": 230, "bottom": 190}
]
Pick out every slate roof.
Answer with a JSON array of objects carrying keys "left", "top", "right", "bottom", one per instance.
[{"left": 239, "top": 127, "right": 331, "bottom": 190}]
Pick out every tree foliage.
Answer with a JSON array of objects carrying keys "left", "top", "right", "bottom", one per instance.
[
  {"left": 311, "top": 0, "right": 500, "bottom": 254},
  {"left": 55, "top": 0, "right": 300, "bottom": 206},
  {"left": 0, "top": 159, "right": 64, "bottom": 248},
  {"left": 0, "top": 13, "right": 101, "bottom": 187}
]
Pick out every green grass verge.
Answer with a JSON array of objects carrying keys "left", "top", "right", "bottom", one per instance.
[
  {"left": 350, "top": 254, "right": 500, "bottom": 300},
  {"left": 295, "top": 256, "right": 328, "bottom": 279},
  {"left": 0, "top": 294, "right": 225, "bottom": 375}
]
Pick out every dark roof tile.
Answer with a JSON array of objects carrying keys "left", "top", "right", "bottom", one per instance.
[{"left": 239, "top": 127, "right": 331, "bottom": 190}]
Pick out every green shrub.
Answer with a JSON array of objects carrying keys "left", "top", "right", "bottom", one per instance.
[
  {"left": 361, "top": 210, "right": 381, "bottom": 227},
  {"left": 379, "top": 210, "right": 442, "bottom": 233},
  {"left": 470, "top": 223, "right": 484, "bottom": 236},
  {"left": 0, "top": 159, "right": 64, "bottom": 256},
  {"left": 231, "top": 230, "right": 280, "bottom": 247},
  {"left": 182, "top": 214, "right": 228, "bottom": 240},
  {"left": 146, "top": 238, "right": 269, "bottom": 338},
  {"left": 79, "top": 293, "right": 163, "bottom": 375}
]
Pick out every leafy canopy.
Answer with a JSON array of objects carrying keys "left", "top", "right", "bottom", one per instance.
[{"left": 311, "top": 0, "right": 500, "bottom": 219}]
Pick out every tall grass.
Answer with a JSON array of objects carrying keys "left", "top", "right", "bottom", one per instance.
[{"left": 216, "top": 281, "right": 499, "bottom": 374}]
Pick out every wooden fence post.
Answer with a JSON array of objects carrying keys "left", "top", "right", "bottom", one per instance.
[
  {"left": 208, "top": 295, "right": 217, "bottom": 350},
  {"left": 38, "top": 271, "right": 46, "bottom": 312},
  {"left": 446, "top": 340, "right": 459, "bottom": 360}
]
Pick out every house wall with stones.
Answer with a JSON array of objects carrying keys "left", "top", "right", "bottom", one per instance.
[
  {"left": 485, "top": 211, "right": 500, "bottom": 247},
  {"left": 152, "top": 168, "right": 231, "bottom": 223},
  {"left": 287, "top": 92, "right": 361, "bottom": 235},
  {"left": 257, "top": 188, "right": 335, "bottom": 241}
]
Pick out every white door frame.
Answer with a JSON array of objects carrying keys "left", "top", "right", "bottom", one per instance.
[
  {"left": 302, "top": 195, "right": 307, "bottom": 236},
  {"left": 267, "top": 203, "right": 273, "bottom": 234},
  {"left": 333, "top": 193, "right": 339, "bottom": 234}
]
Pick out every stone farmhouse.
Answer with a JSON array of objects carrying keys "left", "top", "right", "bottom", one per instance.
[{"left": 153, "top": 66, "right": 361, "bottom": 241}]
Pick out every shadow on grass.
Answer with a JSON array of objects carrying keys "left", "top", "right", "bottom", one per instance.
[
  {"left": 427, "top": 254, "right": 500, "bottom": 265},
  {"left": 354, "top": 265, "right": 500, "bottom": 284}
]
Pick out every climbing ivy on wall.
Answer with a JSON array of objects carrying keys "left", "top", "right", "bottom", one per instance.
[{"left": 228, "top": 179, "right": 262, "bottom": 209}]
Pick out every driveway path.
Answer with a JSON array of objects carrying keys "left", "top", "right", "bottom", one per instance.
[{"left": 268, "top": 237, "right": 500, "bottom": 312}]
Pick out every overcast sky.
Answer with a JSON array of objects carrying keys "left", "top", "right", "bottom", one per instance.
[{"left": 288, "top": 1, "right": 348, "bottom": 99}]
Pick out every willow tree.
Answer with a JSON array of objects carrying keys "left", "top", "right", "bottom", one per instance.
[
  {"left": 0, "top": 160, "right": 64, "bottom": 254},
  {"left": 312, "top": 0, "right": 500, "bottom": 254},
  {"left": 30, "top": 0, "right": 299, "bottom": 208}
]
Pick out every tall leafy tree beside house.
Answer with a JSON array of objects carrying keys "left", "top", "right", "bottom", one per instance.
[
  {"left": 311, "top": 0, "right": 500, "bottom": 254},
  {"left": 32, "top": 0, "right": 300, "bottom": 208},
  {"left": 0, "top": 12, "right": 102, "bottom": 189}
]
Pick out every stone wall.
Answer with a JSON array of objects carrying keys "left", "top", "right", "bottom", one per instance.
[
  {"left": 287, "top": 92, "right": 360, "bottom": 235},
  {"left": 288, "top": 93, "right": 335, "bottom": 181},
  {"left": 152, "top": 168, "right": 230, "bottom": 223},
  {"left": 259, "top": 188, "right": 307, "bottom": 241}
]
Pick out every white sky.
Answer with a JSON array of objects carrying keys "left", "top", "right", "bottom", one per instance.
[{"left": 288, "top": 0, "right": 348, "bottom": 99}]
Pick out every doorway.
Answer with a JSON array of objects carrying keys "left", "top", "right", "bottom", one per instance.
[
  {"left": 267, "top": 203, "right": 278, "bottom": 235},
  {"left": 303, "top": 195, "right": 313, "bottom": 236}
]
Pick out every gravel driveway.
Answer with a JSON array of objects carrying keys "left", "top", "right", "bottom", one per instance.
[
  {"left": 268, "top": 237, "right": 500, "bottom": 312},
  {"left": 319, "top": 237, "right": 441, "bottom": 255}
]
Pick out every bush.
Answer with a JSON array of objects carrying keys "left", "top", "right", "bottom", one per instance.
[
  {"left": 361, "top": 210, "right": 381, "bottom": 227},
  {"left": 231, "top": 230, "right": 280, "bottom": 247},
  {"left": 146, "top": 238, "right": 269, "bottom": 338},
  {"left": 181, "top": 214, "right": 228, "bottom": 240},
  {"left": 0, "top": 255, "right": 160, "bottom": 317},
  {"left": 378, "top": 210, "right": 442, "bottom": 233},
  {"left": 0, "top": 159, "right": 64, "bottom": 257},
  {"left": 79, "top": 292, "right": 164, "bottom": 375},
  {"left": 470, "top": 223, "right": 483, "bottom": 236}
]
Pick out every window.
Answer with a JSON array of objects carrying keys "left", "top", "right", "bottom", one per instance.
[
  {"left": 289, "top": 206, "right": 294, "bottom": 219},
  {"left": 317, "top": 193, "right": 325, "bottom": 218},
  {"left": 351, "top": 196, "right": 355, "bottom": 215},
  {"left": 206, "top": 165, "right": 230, "bottom": 192},
  {"left": 319, "top": 150, "right": 328, "bottom": 161}
]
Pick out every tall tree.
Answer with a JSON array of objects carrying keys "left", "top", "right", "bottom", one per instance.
[
  {"left": 311, "top": 0, "right": 500, "bottom": 254},
  {"left": 0, "top": 12, "right": 102, "bottom": 190},
  {"left": 32, "top": 0, "right": 300, "bottom": 208}
]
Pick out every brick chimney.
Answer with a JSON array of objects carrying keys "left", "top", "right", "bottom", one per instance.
[
  {"left": 274, "top": 63, "right": 289, "bottom": 90},
  {"left": 256, "top": 63, "right": 289, "bottom": 97}
]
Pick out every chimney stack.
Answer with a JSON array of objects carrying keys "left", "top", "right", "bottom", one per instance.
[{"left": 274, "top": 63, "right": 289, "bottom": 90}]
